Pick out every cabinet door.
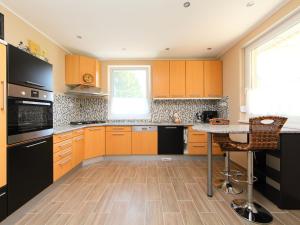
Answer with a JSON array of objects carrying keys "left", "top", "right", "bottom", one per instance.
[
  {"left": 65, "top": 55, "right": 80, "bottom": 85},
  {"left": 132, "top": 131, "right": 157, "bottom": 155},
  {"left": 204, "top": 61, "right": 223, "bottom": 97},
  {"left": 73, "top": 135, "right": 84, "bottom": 166},
  {"left": 186, "top": 61, "right": 204, "bottom": 97},
  {"left": 0, "top": 44, "right": 6, "bottom": 188},
  {"left": 170, "top": 60, "right": 186, "bottom": 97},
  {"left": 152, "top": 61, "right": 170, "bottom": 98},
  {"left": 84, "top": 127, "right": 105, "bottom": 159},
  {"left": 106, "top": 132, "right": 132, "bottom": 155},
  {"left": 80, "top": 56, "right": 97, "bottom": 87}
]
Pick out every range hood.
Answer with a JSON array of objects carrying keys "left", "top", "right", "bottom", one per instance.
[{"left": 65, "top": 85, "right": 108, "bottom": 97}]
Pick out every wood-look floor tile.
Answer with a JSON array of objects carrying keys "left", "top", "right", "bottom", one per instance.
[
  {"left": 163, "top": 212, "right": 185, "bottom": 225},
  {"left": 171, "top": 178, "right": 192, "bottom": 201},
  {"left": 147, "top": 165, "right": 158, "bottom": 177},
  {"left": 179, "top": 167, "right": 196, "bottom": 183},
  {"left": 146, "top": 201, "right": 164, "bottom": 225},
  {"left": 159, "top": 183, "right": 180, "bottom": 212},
  {"left": 104, "top": 201, "right": 129, "bottom": 225},
  {"left": 113, "top": 178, "right": 134, "bottom": 201},
  {"left": 58, "top": 184, "right": 93, "bottom": 213},
  {"left": 66, "top": 202, "right": 96, "bottom": 225},
  {"left": 84, "top": 213, "right": 108, "bottom": 225},
  {"left": 272, "top": 213, "right": 300, "bottom": 225},
  {"left": 186, "top": 183, "right": 215, "bottom": 212},
  {"left": 288, "top": 210, "right": 300, "bottom": 221},
  {"left": 157, "top": 167, "right": 171, "bottom": 183},
  {"left": 134, "top": 167, "right": 147, "bottom": 183},
  {"left": 129, "top": 183, "right": 147, "bottom": 213},
  {"left": 23, "top": 202, "right": 64, "bottom": 225},
  {"left": 211, "top": 201, "right": 244, "bottom": 225},
  {"left": 178, "top": 201, "right": 204, "bottom": 225},
  {"left": 15, "top": 213, "right": 37, "bottom": 225},
  {"left": 85, "top": 179, "right": 108, "bottom": 202},
  {"left": 94, "top": 184, "right": 116, "bottom": 213},
  {"left": 199, "top": 213, "right": 224, "bottom": 225},
  {"left": 46, "top": 213, "right": 72, "bottom": 225},
  {"left": 146, "top": 179, "right": 161, "bottom": 201}
]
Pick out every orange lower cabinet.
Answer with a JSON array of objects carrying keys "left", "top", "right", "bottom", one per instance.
[
  {"left": 84, "top": 127, "right": 105, "bottom": 159},
  {"left": 132, "top": 130, "right": 158, "bottom": 155},
  {"left": 73, "top": 135, "right": 84, "bottom": 166},
  {"left": 188, "top": 143, "right": 207, "bottom": 155},
  {"left": 106, "top": 131, "right": 132, "bottom": 155},
  {"left": 53, "top": 155, "right": 73, "bottom": 181}
]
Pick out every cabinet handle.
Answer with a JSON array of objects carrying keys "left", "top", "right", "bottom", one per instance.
[
  {"left": 58, "top": 134, "right": 72, "bottom": 139},
  {"left": 59, "top": 148, "right": 72, "bottom": 157},
  {"left": 0, "top": 81, "right": 5, "bottom": 110},
  {"left": 192, "top": 145, "right": 206, "bottom": 148},
  {"left": 112, "top": 133, "right": 125, "bottom": 136},
  {"left": 74, "top": 136, "right": 83, "bottom": 141},
  {"left": 191, "top": 133, "right": 205, "bottom": 136},
  {"left": 0, "top": 192, "right": 6, "bottom": 197},
  {"left": 88, "top": 128, "right": 103, "bottom": 131},
  {"left": 25, "top": 141, "right": 47, "bottom": 148},
  {"left": 59, "top": 156, "right": 71, "bottom": 166},
  {"left": 58, "top": 141, "right": 72, "bottom": 149}
]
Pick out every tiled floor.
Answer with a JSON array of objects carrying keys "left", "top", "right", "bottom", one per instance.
[{"left": 2, "top": 157, "right": 300, "bottom": 225}]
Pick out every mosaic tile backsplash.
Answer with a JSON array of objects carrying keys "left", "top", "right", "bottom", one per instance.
[{"left": 53, "top": 93, "right": 228, "bottom": 127}]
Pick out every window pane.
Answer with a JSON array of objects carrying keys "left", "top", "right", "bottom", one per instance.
[
  {"left": 247, "top": 20, "right": 300, "bottom": 118},
  {"left": 108, "top": 66, "right": 150, "bottom": 120}
]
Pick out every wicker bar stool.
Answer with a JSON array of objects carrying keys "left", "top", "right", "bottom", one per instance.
[
  {"left": 215, "top": 116, "right": 287, "bottom": 224},
  {"left": 210, "top": 119, "right": 243, "bottom": 195}
]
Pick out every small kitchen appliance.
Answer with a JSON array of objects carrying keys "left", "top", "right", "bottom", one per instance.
[{"left": 196, "top": 111, "right": 218, "bottom": 123}]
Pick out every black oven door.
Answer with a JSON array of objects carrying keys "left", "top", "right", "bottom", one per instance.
[{"left": 7, "top": 97, "right": 53, "bottom": 144}]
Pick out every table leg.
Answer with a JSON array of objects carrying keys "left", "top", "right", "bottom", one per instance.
[{"left": 207, "top": 132, "right": 213, "bottom": 197}]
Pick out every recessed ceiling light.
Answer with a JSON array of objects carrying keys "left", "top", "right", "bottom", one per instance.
[
  {"left": 183, "top": 1, "right": 190, "bottom": 8},
  {"left": 246, "top": 1, "right": 255, "bottom": 7},
  {"left": 165, "top": 48, "right": 170, "bottom": 51},
  {"left": 122, "top": 48, "right": 126, "bottom": 51},
  {"left": 76, "top": 35, "right": 82, "bottom": 39},
  {"left": 207, "top": 48, "right": 212, "bottom": 51}
]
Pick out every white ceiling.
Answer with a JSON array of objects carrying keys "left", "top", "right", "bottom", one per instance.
[{"left": 1, "top": 0, "right": 288, "bottom": 59}]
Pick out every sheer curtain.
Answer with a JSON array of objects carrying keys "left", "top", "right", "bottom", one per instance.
[
  {"left": 108, "top": 66, "right": 151, "bottom": 120},
  {"left": 245, "top": 14, "right": 300, "bottom": 127}
]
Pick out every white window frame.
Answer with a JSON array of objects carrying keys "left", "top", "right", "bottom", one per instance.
[
  {"left": 108, "top": 65, "right": 151, "bottom": 120},
  {"left": 244, "top": 10, "right": 300, "bottom": 127}
]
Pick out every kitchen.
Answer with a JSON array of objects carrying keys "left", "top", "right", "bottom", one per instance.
[{"left": 1, "top": 1, "right": 300, "bottom": 225}]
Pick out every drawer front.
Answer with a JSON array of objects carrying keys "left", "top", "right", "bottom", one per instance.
[
  {"left": 106, "top": 126, "right": 131, "bottom": 132},
  {"left": 85, "top": 127, "right": 105, "bottom": 132},
  {"left": 188, "top": 143, "right": 207, "bottom": 155},
  {"left": 54, "top": 147, "right": 72, "bottom": 163},
  {"left": 188, "top": 132, "right": 207, "bottom": 143},
  {"left": 54, "top": 132, "right": 73, "bottom": 143},
  {"left": 213, "top": 143, "right": 223, "bottom": 155},
  {"left": 53, "top": 139, "right": 73, "bottom": 153},
  {"left": 72, "top": 129, "right": 84, "bottom": 137},
  {"left": 53, "top": 156, "right": 73, "bottom": 181}
]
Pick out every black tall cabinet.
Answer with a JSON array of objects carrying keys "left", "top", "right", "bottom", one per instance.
[{"left": 254, "top": 133, "right": 300, "bottom": 209}]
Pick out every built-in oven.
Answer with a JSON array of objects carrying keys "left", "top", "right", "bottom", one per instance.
[{"left": 7, "top": 84, "right": 53, "bottom": 145}]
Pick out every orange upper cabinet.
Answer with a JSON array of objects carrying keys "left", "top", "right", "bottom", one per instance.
[
  {"left": 204, "top": 61, "right": 223, "bottom": 97},
  {"left": 170, "top": 60, "right": 186, "bottom": 98},
  {"left": 152, "top": 60, "right": 170, "bottom": 98},
  {"left": 186, "top": 61, "right": 204, "bottom": 98},
  {"left": 65, "top": 55, "right": 100, "bottom": 87},
  {"left": 0, "top": 43, "right": 7, "bottom": 188}
]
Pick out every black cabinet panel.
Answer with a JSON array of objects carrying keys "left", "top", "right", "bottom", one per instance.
[
  {"left": 0, "top": 186, "right": 7, "bottom": 222},
  {"left": 158, "top": 126, "right": 184, "bottom": 154},
  {"left": 7, "top": 137, "right": 53, "bottom": 215}
]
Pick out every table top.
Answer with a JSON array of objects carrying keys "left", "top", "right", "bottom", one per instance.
[{"left": 192, "top": 124, "right": 300, "bottom": 134}]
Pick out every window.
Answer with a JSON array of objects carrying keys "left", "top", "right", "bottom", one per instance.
[
  {"left": 108, "top": 65, "right": 151, "bottom": 120},
  {"left": 245, "top": 11, "right": 300, "bottom": 124}
]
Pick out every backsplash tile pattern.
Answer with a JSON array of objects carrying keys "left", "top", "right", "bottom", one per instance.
[{"left": 53, "top": 94, "right": 228, "bottom": 127}]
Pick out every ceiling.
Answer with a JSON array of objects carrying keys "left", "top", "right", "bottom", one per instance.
[{"left": 1, "top": 0, "right": 288, "bottom": 59}]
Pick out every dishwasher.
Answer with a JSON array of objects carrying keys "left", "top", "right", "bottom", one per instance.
[{"left": 158, "top": 126, "right": 184, "bottom": 154}]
